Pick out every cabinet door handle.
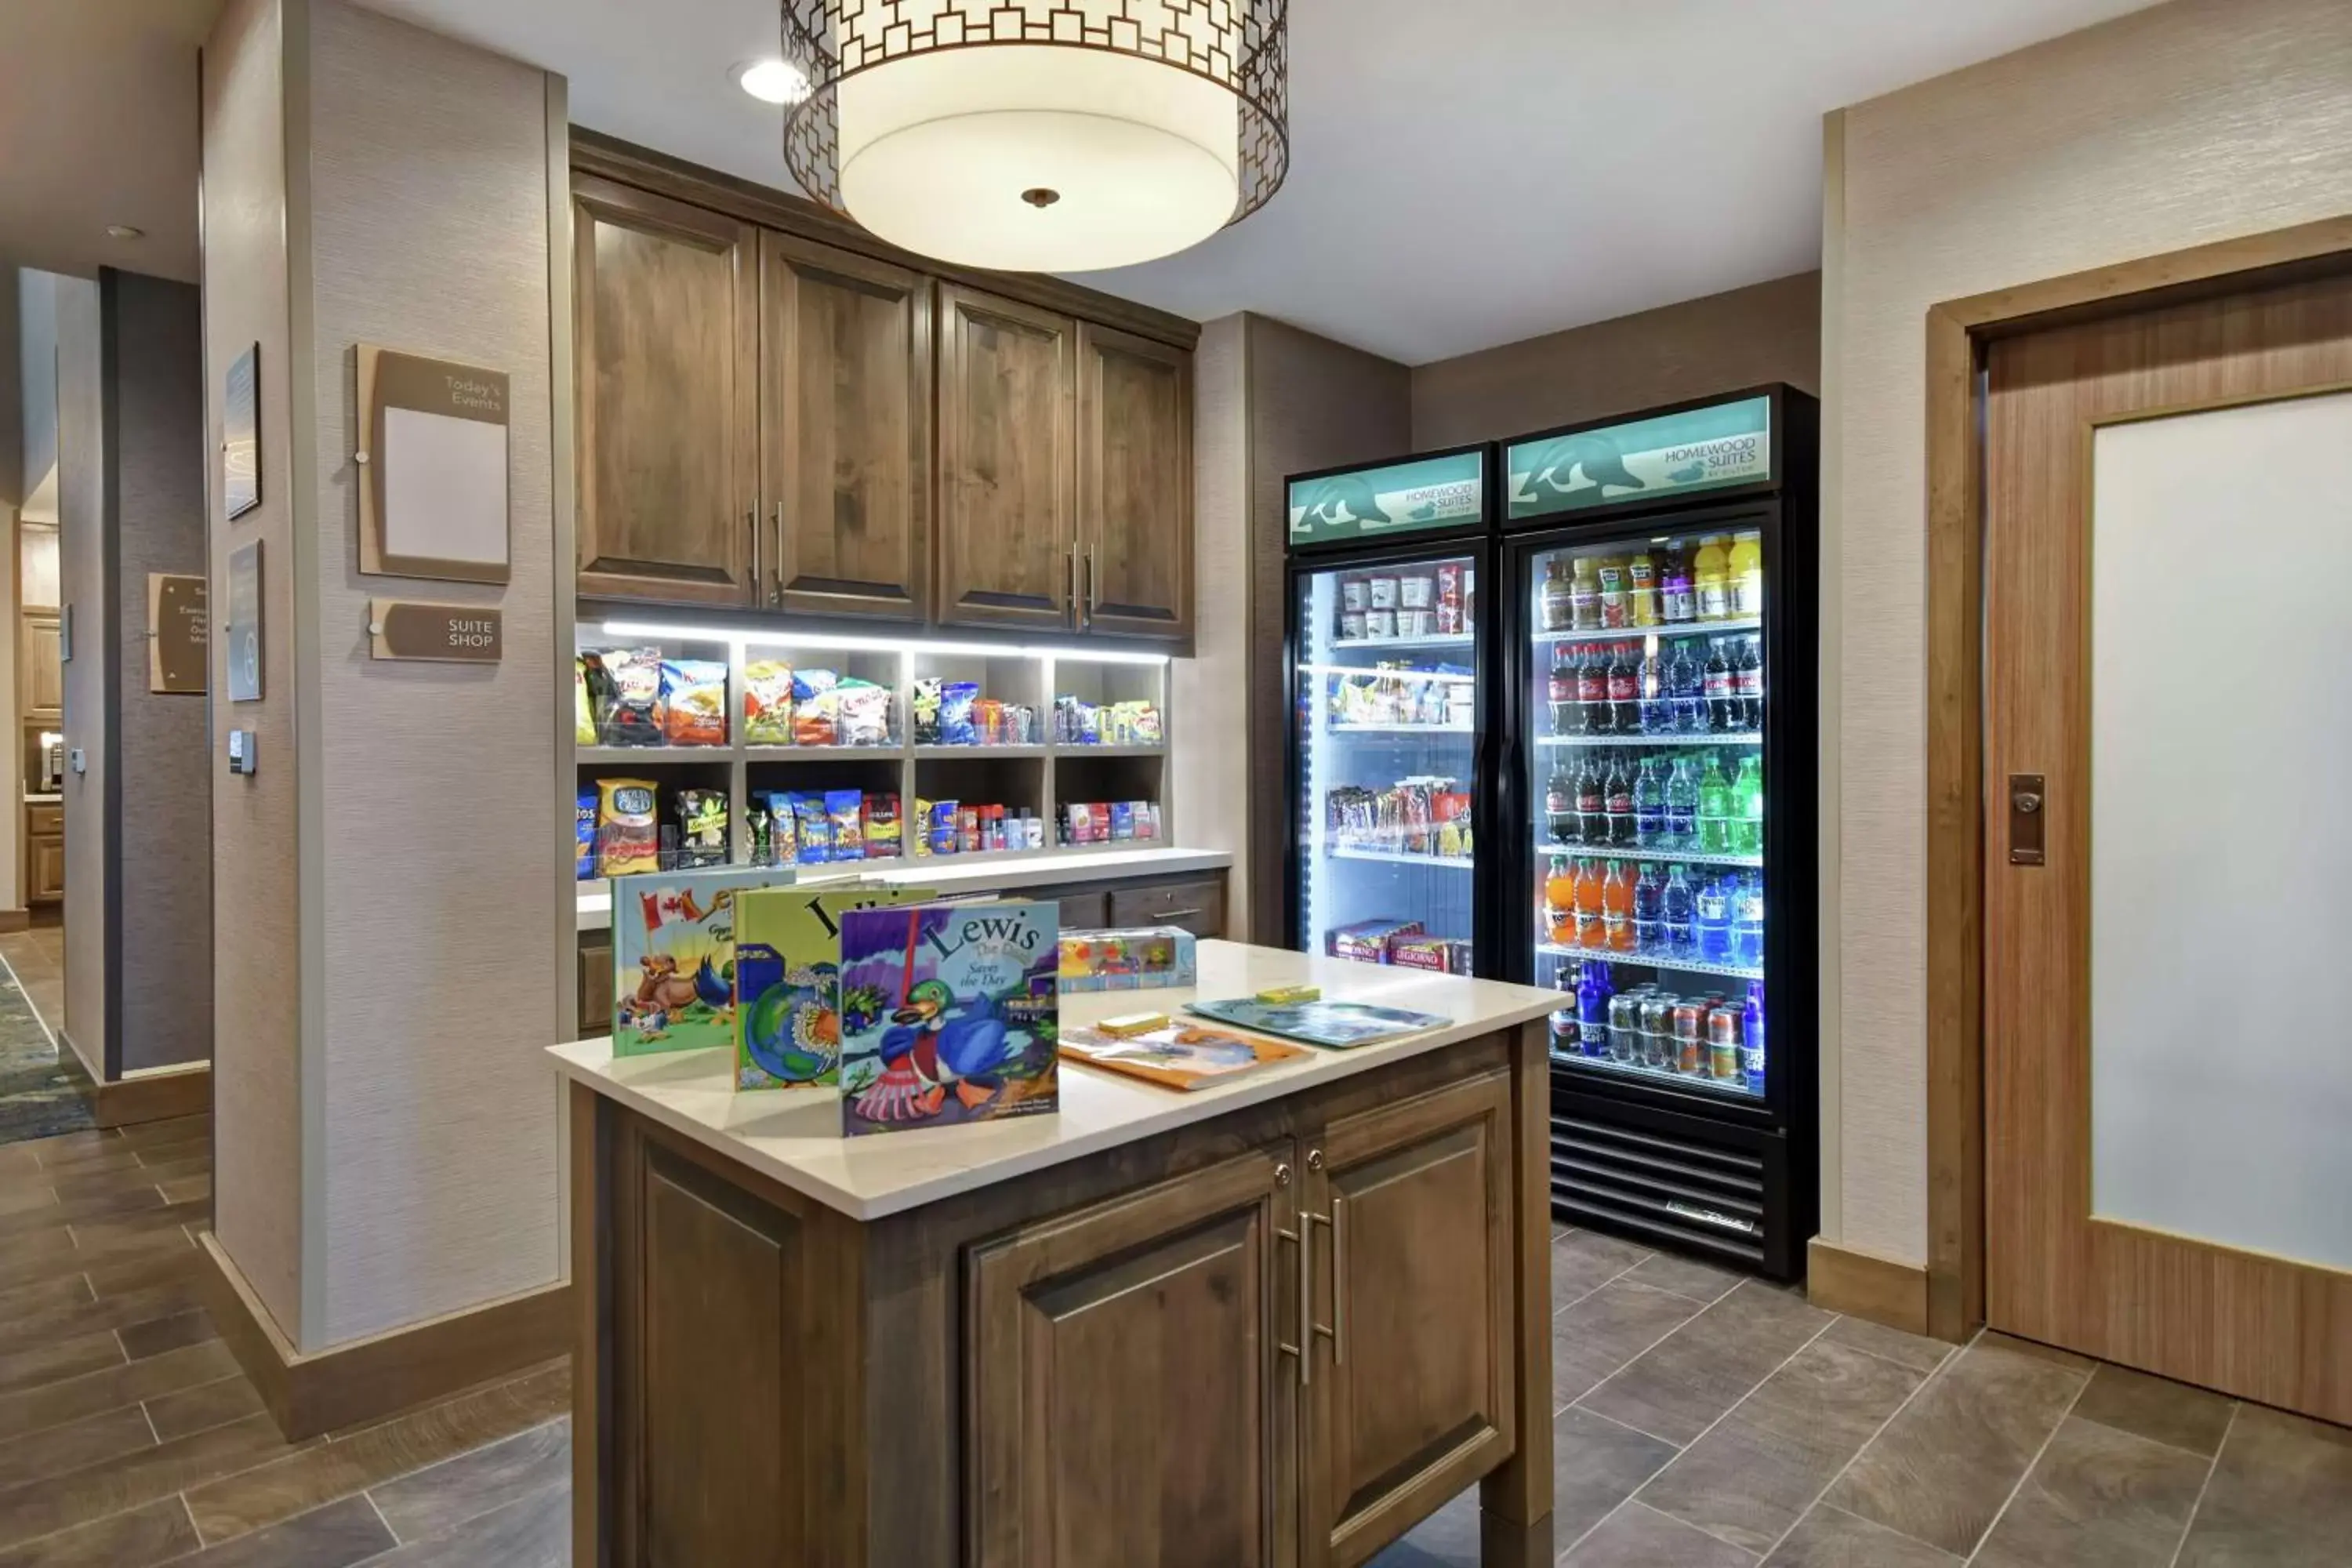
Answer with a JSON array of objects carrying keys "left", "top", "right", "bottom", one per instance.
[
  {"left": 747, "top": 507, "right": 760, "bottom": 603},
  {"left": 1330, "top": 1194, "right": 1347, "bottom": 1365},
  {"left": 1277, "top": 1224, "right": 1309, "bottom": 1386},
  {"left": 1305, "top": 1209, "right": 1337, "bottom": 1356},
  {"left": 1085, "top": 548, "right": 1099, "bottom": 622},
  {"left": 770, "top": 503, "right": 786, "bottom": 606}
]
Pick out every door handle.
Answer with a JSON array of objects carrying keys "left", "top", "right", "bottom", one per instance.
[
  {"left": 1084, "top": 548, "right": 1099, "bottom": 624},
  {"left": 747, "top": 507, "right": 760, "bottom": 604},
  {"left": 1328, "top": 1194, "right": 1347, "bottom": 1365},
  {"left": 1278, "top": 1222, "right": 1310, "bottom": 1386},
  {"left": 770, "top": 503, "right": 786, "bottom": 605},
  {"left": 2009, "top": 773, "right": 2045, "bottom": 866},
  {"left": 1068, "top": 541, "right": 1082, "bottom": 628}
]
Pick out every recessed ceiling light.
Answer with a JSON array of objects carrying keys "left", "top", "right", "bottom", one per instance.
[
  {"left": 105, "top": 224, "right": 144, "bottom": 241},
  {"left": 734, "top": 59, "right": 810, "bottom": 105}
]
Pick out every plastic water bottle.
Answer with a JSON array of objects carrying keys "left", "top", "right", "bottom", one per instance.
[
  {"left": 1632, "top": 862, "right": 1665, "bottom": 952},
  {"left": 1638, "top": 644, "right": 1671, "bottom": 735},
  {"left": 1670, "top": 640, "right": 1708, "bottom": 734},
  {"left": 1732, "top": 873, "right": 1765, "bottom": 968},
  {"left": 1661, "top": 866, "right": 1697, "bottom": 953},
  {"left": 1696, "top": 876, "right": 1733, "bottom": 964},
  {"left": 1741, "top": 982, "right": 1766, "bottom": 1097},
  {"left": 1664, "top": 758, "right": 1699, "bottom": 847},
  {"left": 1634, "top": 758, "right": 1666, "bottom": 846}
]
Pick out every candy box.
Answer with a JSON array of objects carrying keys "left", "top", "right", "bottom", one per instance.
[
  {"left": 1058, "top": 926, "right": 1197, "bottom": 993},
  {"left": 1385, "top": 934, "right": 1462, "bottom": 974},
  {"left": 1326, "top": 918, "right": 1422, "bottom": 965}
]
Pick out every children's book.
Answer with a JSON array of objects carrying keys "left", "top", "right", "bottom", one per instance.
[
  {"left": 732, "top": 887, "right": 934, "bottom": 1091},
  {"left": 837, "top": 901, "right": 1060, "bottom": 1136},
  {"left": 611, "top": 867, "right": 796, "bottom": 1056},
  {"left": 1181, "top": 997, "right": 1450, "bottom": 1051},
  {"left": 1058, "top": 1020, "right": 1308, "bottom": 1091}
]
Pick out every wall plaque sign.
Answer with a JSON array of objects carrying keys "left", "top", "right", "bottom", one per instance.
[
  {"left": 368, "top": 600, "right": 503, "bottom": 663},
  {"left": 225, "top": 542, "right": 263, "bottom": 702},
  {"left": 147, "top": 573, "right": 208, "bottom": 694},
  {"left": 358, "top": 344, "right": 510, "bottom": 583}
]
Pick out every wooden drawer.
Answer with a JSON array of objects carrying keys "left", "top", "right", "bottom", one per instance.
[
  {"left": 1106, "top": 875, "right": 1223, "bottom": 938},
  {"left": 1054, "top": 891, "right": 1109, "bottom": 931},
  {"left": 26, "top": 804, "right": 62, "bottom": 837}
]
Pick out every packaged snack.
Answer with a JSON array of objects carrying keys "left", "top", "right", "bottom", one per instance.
[
  {"left": 1110, "top": 801, "right": 1136, "bottom": 841},
  {"left": 597, "top": 649, "right": 664, "bottom": 746},
  {"left": 911, "top": 798, "right": 933, "bottom": 858},
  {"left": 927, "top": 798, "right": 960, "bottom": 857},
  {"left": 912, "top": 677, "right": 942, "bottom": 744},
  {"left": 958, "top": 805, "right": 982, "bottom": 855},
  {"left": 940, "top": 681, "right": 979, "bottom": 746},
  {"left": 793, "top": 668, "right": 840, "bottom": 703},
  {"left": 862, "top": 793, "right": 902, "bottom": 858},
  {"left": 575, "top": 789, "right": 597, "bottom": 880},
  {"left": 792, "top": 793, "right": 832, "bottom": 865},
  {"left": 766, "top": 793, "right": 799, "bottom": 866},
  {"left": 573, "top": 657, "right": 597, "bottom": 744},
  {"left": 742, "top": 659, "right": 795, "bottom": 744},
  {"left": 837, "top": 679, "right": 893, "bottom": 747},
  {"left": 673, "top": 789, "right": 728, "bottom": 867},
  {"left": 656, "top": 659, "right": 728, "bottom": 746},
  {"left": 1386, "top": 934, "right": 1461, "bottom": 974},
  {"left": 748, "top": 800, "right": 773, "bottom": 866},
  {"left": 1325, "top": 917, "right": 1422, "bottom": 964},
  {"left": 825, "top": 789, "right": 865, "bottom": 862},
  {"left": 595, "top": 779, "right": 660, "bottom": 877},
  {"left": 1065, "top": 802, "right": 1096, "bottom": 845},
  {"left": 975, "top": 698, "right": 1003, "bottom": 746}
]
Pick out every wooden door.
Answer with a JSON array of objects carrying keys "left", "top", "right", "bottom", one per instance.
[
  {"left": 967, "top": 1143, "right": 1300, "bottom": 1568},
  {"left": 20, "top": 612, "right": 60, "bottom": 721},
  {"left": 935, "top": 285, "right": 1076, "bottom": 631},
  {"left": 573, "top": 174, "right": 758, "bottom": 604},
  {"left": 1076, "top": 324, "right": 1193, "bottom": 643},
  {"left": 1305, "top": 1070, "right": 1514, "bottom": 1567},
  {"left": 759, "top": 231, "right": 931, "bottom": 621},
  {"left": 1984, "top": 268, "right": 2352, "bottom": 1425}
]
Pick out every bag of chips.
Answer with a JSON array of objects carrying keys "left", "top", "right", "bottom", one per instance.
[
  {"left": 597, "top": 650, "right": 663, "bottom": 747},
  {"left": 911, "top": 798, "right": 934, "bottom": 858},
  {"left": 826, "top": 789, "right": 865, "bottom": 862},
  {"left": 940, "top": 681, "right": 979, "bottom": 746},
  {"left": 595, "top": 779, "right": 660, "bottom": 877},
  {"left": 673, "top": 789, "right": 728, "bottom": 867},
  {"left": 792, "top": 793, "right": 832, "bottom": 865},
  {"left": 659, "top": 659, "right": 728, "bottom": 746},
  {"left": 792, "top": 670, "right": 842, "bottom": 746},
  {"left": 911, "top": 677, "right": 942, "bottom": 744},
  {"left": 573, "top": 657, "right": 597, "bottom": 745},
  {"left": 837, "top": 679, "right": 893, "bottom": 747},
  {"left": 742, "top": 659, "right": 795, "bottom": 744},
  {"left": 766, "top": 793, "right": 798, "bottom": 866},
  {"left": 575, "top": 789, "right": 597, "bottom": 880}
]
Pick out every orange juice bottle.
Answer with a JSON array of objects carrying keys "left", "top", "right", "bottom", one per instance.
[
  {"left": 1627, "top": 550, "right": 1660, "bottom": 626},
  {"left": 1693, "top": 535, "right": 1733, "bottom": 620},
  {"left": 1573, "top": 857, "right": 1606, "bottom": 948},
  {"left": 1543, "top": 855, "right": 1576, "bottom": 942},
  {"left": 1728, "top": 531, "right": 1764, "bottom": 619},
  {"left": 1602, "top": 862, "right": 1637, "bottom": 950}
]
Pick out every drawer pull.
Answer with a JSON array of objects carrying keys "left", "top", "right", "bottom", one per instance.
[{"left": 1152, "top": 907, "right": 1203, "bottom": 921}]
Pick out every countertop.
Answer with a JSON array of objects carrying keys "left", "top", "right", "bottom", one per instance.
[
  {"left": 573, "top": 845, "right": 1232, "bottom": 932},
  {"left": 550, "top": 940, "right": 1559, "bottom": 1221}
]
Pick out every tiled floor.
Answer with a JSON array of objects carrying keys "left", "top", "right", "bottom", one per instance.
[{"left": 1372, "top": 1224, "right": 2352, "bottom": 1566}]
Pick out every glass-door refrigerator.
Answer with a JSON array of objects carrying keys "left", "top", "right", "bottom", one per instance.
[
  {"left": 1499, "top": 388, "right": 1818, "bottom": 1281},
  {"left": 1286, "top": 447, "right": 1494, "bottom": 979}
]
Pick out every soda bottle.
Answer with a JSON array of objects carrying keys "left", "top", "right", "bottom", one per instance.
[
  {"left": 1573, "top": 857, "right": 1606, "bottom": 948},
  {"left": 1569, "top": 557, "right": 1601, "bottom": 631},
  {"left": 1602, "top": 862, "right": 1636, "bottom": 952},
  {"left": 1608, "top": 642, "right": 1641, "bottom": 734},
  {"left": 1604, "top": 754, "right": 1635, "bottom": 848},
  {"left": 1578, "top": 643, "right": 1611, "bottom": 734},
  {"left": 1633, "top": 862, "right": 1665, "bottom": 952},
  {"left": 1638, "top": 641, "right": 1670, "bottom": 734},
  {"left": 1576, "top": 757, "right": 1608, "bottom": 846},
  {"left": 1697, "top": 875, "right": 1733, "bottom": 963},
  {"left": 1735, "top": 635, "right": 1766, "bottom": 729},
  {"left": 1698, "top": 757, "right": 1733, "bottom": 853},
  {"left": 1665, "top": 757, "right": 1700, "bottom": 846},
  {"left": 1539, "top": 557, "right": 1571, "bottom": 633},
  {"left": 1543, "top": 855, "right": 1575, "bottom": 942},
  {"left": 1741, "top": 981, "right": 1767, "bottom": 1097},
  {"left": 1544, "top": 765, "right": 1576, "bottom": 845},
  {"left": 1733, "top": 872, "right": 1766, "bottom": 968},
  {"left": 1662, "top": 549, "right": 1696, "bottom": 624},
  {"left": 1548, "top": 644, "right": 1577, "bottom": 734},
  {"left": 1704, "top": 638, "right": 1737, "bottom": 731},
  {"left": 1733, "top": 757, "right": 1765, "bottom": 855},
  {"left": 1661, "top": 865, "right": 1697, "bottom": 953},
  {"left": 1576, "top": 961, "right": 1613, "bottom": 1058},
  {"left": 1670, "top": 640, "right": 1708, "bottom": 734},
  {"left": 1552, "top": 966, "right": 1577, "bottom": 1054},
  {"left": 1633, "top": 757, "right": 1666, "bottom": 846},
  {"left": 1628, "top": 551, "right": 1660, "bottom": 626}
]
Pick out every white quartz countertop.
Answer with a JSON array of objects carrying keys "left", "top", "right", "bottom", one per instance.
[
  {"left": 549, "top": 940, "right": 1559, "bottom": 1221},
  {"left": 573, "top": 845, "right": 1231, "bottom": 932}
]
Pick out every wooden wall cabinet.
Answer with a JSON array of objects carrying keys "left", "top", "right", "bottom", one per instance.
[
  {"left": 20, "top": 612, "right": 62, "bottom": 723},
  {"left": 573, "top": 175, "right": 759, "bottom": 604},
  {"left": 935, "top": 284, "right": 1080, "bottom": 633},
  {"left": 26, "top": 802, "right": 63, "bottom": 905},
  {"left": 1077, "top": 324, "right": 1195, "bottom": 642}
]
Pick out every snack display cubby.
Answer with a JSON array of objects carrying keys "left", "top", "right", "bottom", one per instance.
[{"left": 573, "top": 624, "right": 1174, "bottom": 882}]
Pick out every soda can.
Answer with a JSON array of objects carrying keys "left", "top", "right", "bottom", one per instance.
[
  {"left": 1640, "top": 996, "right": 1675, "bottom": 1070},
  {"left": 1608, "top": 995, "right": 1640, "bottom": 1063},
  {"left": 1708, "top": 1007, "right": 1743, "bottom": 1082},
  {"left": 1671, "top": 1004, "right": 1705, "bottom": 1075}
]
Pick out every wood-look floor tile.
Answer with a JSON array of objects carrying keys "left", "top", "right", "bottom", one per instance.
[
  {"left": 0, "top": 1327, "right": 126, "bottom": 1399},
  {"left": 0, "top": 1187, "right": 56, "bottom": 1220},
  {"left": 1551, "top": 1406, "right": 1679, "bottom": 1545},
  {"left": 1817, "top": 1315, "right": 1952, "bottom": 1377},
  {"left": 133, "top": 1137, "right": 212, "bottom": 1170},
  {"left": 2175, "top": 1403, "right": 2352, "bottom": 1568},
  {"left": 1553, "top": 1282, "right": 1702, "bottom": 1410},
  {"left": 1579, "top": 1282, "right": 1835, "bottom": 1446},
  {"left": 183, "top": 1363, "right": 569, "bottom": 1545},
  {"left": 20, "top": 1130, "right": 120, "bottom": 1165},
  {"left": 37, "top": 1149, "right": 160, "bottom": 1189},
  {"left": 0, "top": 1495, "right": 200, "bottom": 1568},
  {"left": 66, "top": 1198, "right": 210, "bottom": 1252},
  {"left": 1636, "top": 1338, "right": 1923, "bottom": 1553},
  {"left": 361, "top": 1480, "right": 566, "bottom": 1568},
  {"left": 1552, "top": 1229, "right": 1651, "bottom": 1305},
  {"left": 1820, "top": 1331, "right": 2088, "bottom": 1558},
  {"left": 1563, "top": 1501, "right": 1756, "bottom": 1565},
  {"left": 128, "top": 1156, "right": 209, "bottom": 1192},
  {"left": 118, "top": 1309, "right": 221, "bottom": 1362},
  {"left": 1972, "top": 1414, "right": 2206, "bottom": 1568},
  {"left": 0, "top": 1341, "right": 238, "bottom": 1443},
  {"left": 1, "top": 1221, "right": 191, "bottom": 1295},
  {"left": 1621, "top": 1251, "right": 1745, "bottom": 1305},
  {"left": 166, "top": 1495, "right": 397, "bottom": 1568},
  {"left": 0, "top": 1182, "right": 165, "bottom": 1243},
  {"left": 114, "top": 1116, "right": 209, "bottom": 1151},
  {"left": 82, "top": 1240, "right": 208, "bottom": 1300},
  {"left": 0, "top": 1278, "right": 207, "bottom": 1358},
  {"left": 0, "top": 1401, "right": 155, "bottom": 1489},
  {"left": 1761, "top": 1503, "right": 1961, "bottom": 1566},
  {"left": 0, "top": 1273, "right": 93, "bottom": 1323},
  {"left": 146, "top": 1375, "right": 270, "bottom": 1443},
  {"left": 158, "top": 1176, "right": 211, "bottom": 1206},
  {"left": 368, "top": 1417, "right": 568, "bottom": 1543},
  {"left": 0, "top": 1412, "right": 302, "bottom": 1551},
  {"left": 2071, "top": 1362, "right": 2236, "bottom": 1458}
]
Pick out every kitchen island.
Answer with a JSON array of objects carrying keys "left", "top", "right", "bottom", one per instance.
[{"left": 552, "top": 941, "right": 1563, "bottom": 1567}]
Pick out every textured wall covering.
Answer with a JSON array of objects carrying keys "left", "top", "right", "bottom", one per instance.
[
  {"left": 304, "top": 1, "right": 559, "bottom": 1348},
  {"left": 1828, "top": 0, "right": 2352, "bottom": 1264},
  {"left": 200, "top": 0, "right": 304, "bottom": 1341},
  {"left": 54, "top": 277, "right": 103, "bottom": 1083},
  {"left": 1410, "top": 273, "right": 1822, "bottom": 450},
  {"left": 1171, "top": 314, "right": 1250, "bottom": 918}
]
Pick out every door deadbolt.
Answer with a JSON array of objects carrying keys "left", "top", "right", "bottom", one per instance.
[{"left": 2009, "top": 774, "right": 2046, "bottom": 866}]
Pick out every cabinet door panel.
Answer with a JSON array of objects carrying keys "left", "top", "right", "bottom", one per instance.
[
  {"left": 27, "top": 835, "right": 63, "bottom": 902},
  {"left": 936, "top": 285, "right": 1076, "bottom": 630},
  {"left": 20, "top": 612, "right": 61, "bottom": 720},
  {"left": 1078, "top": 324, "right": 1193, "bottom": 643},
  {"left": 761, "top": 231, "right": 931, "bottom": 621},
  {"left": 573, "top": 175, "right": 757, "bottom": 604},
  {"left": 968, "top": 1144, "right": 1298, "bottom": 1568},
  {"left": 1308, "top": 1070, "right": 1515, "bottom": 1566}
]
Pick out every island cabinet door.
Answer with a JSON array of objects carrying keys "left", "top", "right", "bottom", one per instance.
[
  {"left": 1304, "top": 1069, "right": 1516, "bottom": 1568},
  {"left": 967, "top": 1142, "right": 1303, "bottom": 1568}
]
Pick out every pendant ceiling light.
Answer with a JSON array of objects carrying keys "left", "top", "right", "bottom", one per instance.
[{"left": 778, "top": 1, "right": 1289, "bottom": 274}]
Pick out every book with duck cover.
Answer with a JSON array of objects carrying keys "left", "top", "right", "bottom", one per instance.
[
  {"left": 611, "top": 867, "right": 794, "bottom": 1056},
  {"left": 837, "top": 901, "right": 1060, "bottom": 1136},
  {"left": 1181, "top": 996, "right": 1450, "bottom": 1051},
  {"left": 1059, "top": 1020, "right": 1308, "bottom": 1091},
  {"left": 731, "top": 886, "right": 933, "bottom": 1091}
]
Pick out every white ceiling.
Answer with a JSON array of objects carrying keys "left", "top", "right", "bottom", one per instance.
[{"left": 0, "top": 0, "right": 214, "bottom": 283}]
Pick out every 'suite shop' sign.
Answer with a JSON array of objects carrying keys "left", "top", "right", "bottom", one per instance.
[{"left": 368, "top": 600, "right": 503, "bottom": 663}]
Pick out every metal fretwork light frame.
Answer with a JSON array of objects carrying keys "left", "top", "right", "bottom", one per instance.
[{"left": 778, "top": 0, "right": 1290, "bottom": 269}]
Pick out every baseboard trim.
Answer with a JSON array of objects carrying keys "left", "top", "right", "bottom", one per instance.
[
  {"left": 1807, "top": 1236, "right": 1936, "bottom": 1338},
  {"left": 197, "top": 1232, "right": 571, "bottom": 1439},
  {"left": 0, "top": 908, "right": 30, "bottom": 933},
  {"left": 89, "top": 1062, "right": 211, "bottom": 1127}
]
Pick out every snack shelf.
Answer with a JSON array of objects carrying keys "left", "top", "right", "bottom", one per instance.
[
  {"left": 1534, "top": 840, "right": 1763, "bottom": 869},
  {"left": 578, "top": 745, "right": 730, "bottom": 763},
  {"left": 1329, "top": 845, "right": 1474, "bottom": 869},
  {"left": 1533, "top": 616, "right": 1762, "bottom": 645},
  {"left": 1536, "top": 942, "right": 1763, "bottom": 982},
  {"left": 1537, "top": 733, "right": 1762, "bottom": 748},
  {"left": 1051, "top": 744, "right": 1167, "bottom": 757},
  {"left": 746, "top": 744, "right": 902, "bottom": 759},
  {"left": 914, "top": 744, "right": 1049, "bottom": 759}
]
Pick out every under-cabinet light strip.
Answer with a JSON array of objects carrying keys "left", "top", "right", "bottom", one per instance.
[{"left": 596, "top": 620, "right": 1171, "bottom": 666}]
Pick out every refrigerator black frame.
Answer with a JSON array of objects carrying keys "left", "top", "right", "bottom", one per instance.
[{"left": 1283, "top": 534, "right": 1501, "bottom": 978}]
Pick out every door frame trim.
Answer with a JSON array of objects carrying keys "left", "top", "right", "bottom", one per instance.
[{"left": 1920, "top": 214, "right": 2352, "bottom": 1344}]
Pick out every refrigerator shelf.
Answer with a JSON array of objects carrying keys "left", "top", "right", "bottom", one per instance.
[
  {"left": 1534, "top": 617, "right": 1762, "bottom": 645},
  {"left": 1533, "top": 841, "right": 1764, "bottom": 869},
  {"left": 1550, "top": 1051, "right": 1761, "bottom": 1099},
  {"left": 1537, "top": 733, "right": 1762, "bottom": 748},
  {"left": 1537, "top": 942, "right": 1763, "bottom": 982},
  {"left": 1330, "top": 633, "right": 1475, "bottom": 651},
  {"left": 1329, "top": 845, "right": 1474, "bottom": 869},
  {"left": 1329, "top": 722, "right": 1476, "bottom": 736}
]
